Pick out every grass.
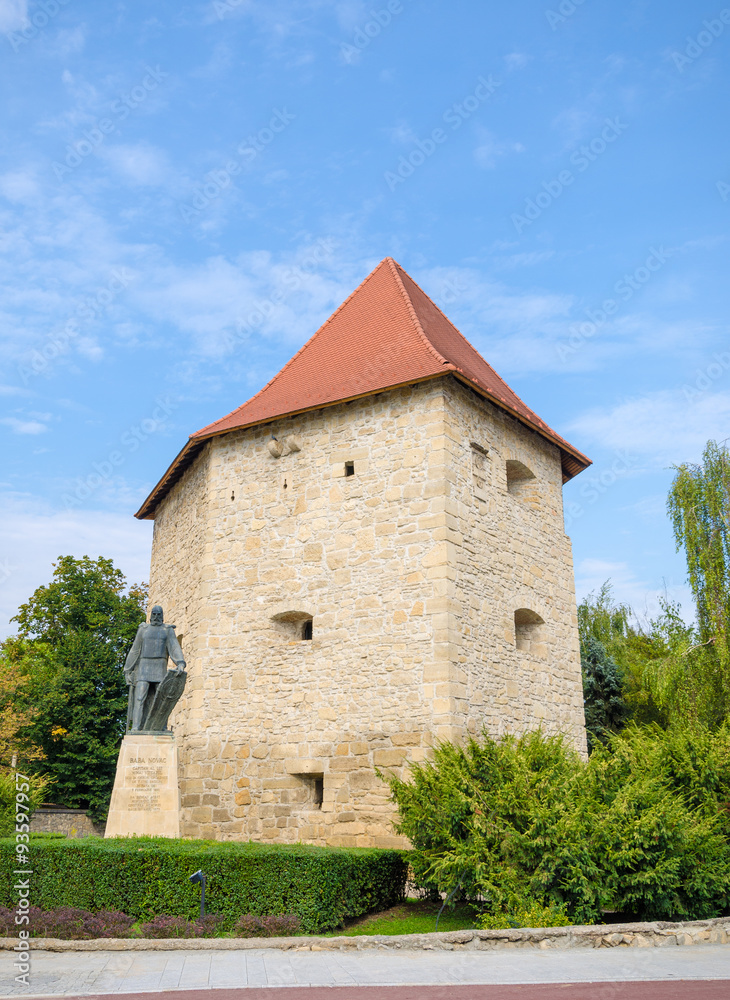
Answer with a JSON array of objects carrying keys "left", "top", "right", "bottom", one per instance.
[{"left": 325, "top": 899, "right": 478, "bottom": 937}]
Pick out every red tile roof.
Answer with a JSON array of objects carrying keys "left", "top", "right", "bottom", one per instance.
[{"left": 136, "top": 257, "right": 589, "bottom": 519}]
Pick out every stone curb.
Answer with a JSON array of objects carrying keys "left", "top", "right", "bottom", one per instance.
[{"left": 2, "top": 917, "right": 729, "bottom": 952}]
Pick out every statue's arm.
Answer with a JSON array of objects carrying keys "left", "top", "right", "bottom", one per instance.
[
  {"left": 124, "top": 627, "right": 143, "bottom": 682},
  {"left": 166, "top": 628, "right": 186, "bottom": 671}
]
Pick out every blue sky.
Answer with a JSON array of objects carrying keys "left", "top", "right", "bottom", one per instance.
[{"left": 1, "top": 0, "right": 729, "bottom": 636}]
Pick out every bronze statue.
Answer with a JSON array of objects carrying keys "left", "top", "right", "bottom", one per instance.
[{"left": 124, "top": 605, "right": 187, "bottom": 732}]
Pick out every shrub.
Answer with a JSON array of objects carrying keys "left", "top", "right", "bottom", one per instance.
[
  {"left": 386, "top": 730, "right": 604, "bottom": 925},
  {"left": 585, "top": 725, "right": 730, "bottom": 921},
  {"left": 235, "top": 913, "right": 301, "bottom": 937},
  {"left": 478, "top": 900, "right": 571, "bottom": 930},
  {"left": 0, "top": 905, "right": 134, "bottom": 939},
  {"left": 386, "top": 726, "right": 730, "bottom": 927},
  {"left": 0, "top": 771, "right": 51, "bottom": 839},
  {"left": 139, "top": 914, "right": 223, "bottom": 938},
  {"left": 0, "top": 837, "right": 408, "bottom": 935}
]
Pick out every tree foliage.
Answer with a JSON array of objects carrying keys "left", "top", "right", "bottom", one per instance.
[
  {"left": 0, "top": 653, "right": 44, "bottom": 772},
  {"left": 640, "top": 600, "right": 729, "bottom": 731},
  {"left": 668, "top": 439, "right": 730, "bottom": 695},
  {"left": 0, "top": 771, "right": 51, "bottom": 838},
  {"left": 12, "top": 555, "right": 146, "bottom": 656},
  {"left": 577, "top": 582, "right": 666, "bottom": 728},
  {"left": 580, "top": 637, "right": 629, "bottom": 750},
  {"left": 386, "top": 727, "right": 730, "bottom": 927},
  {"left": 2, "top": 556, "right": 146, "bottom": 821}
]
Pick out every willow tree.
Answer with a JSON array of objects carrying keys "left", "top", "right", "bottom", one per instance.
[
  {"left": 668, "top": 440, "right": 730, "bottom": 661},
  {"left": 658, "top": 439, "right": 730, "bottom": 724}
]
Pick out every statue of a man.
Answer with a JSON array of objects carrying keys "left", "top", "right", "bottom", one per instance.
[{"left": 124, "top": 606, "right": 186, "bottom": 731}]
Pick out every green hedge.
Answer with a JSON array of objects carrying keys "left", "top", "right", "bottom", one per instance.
[{"left": 0, "top": 837, "right": 408, "bottom": 934}]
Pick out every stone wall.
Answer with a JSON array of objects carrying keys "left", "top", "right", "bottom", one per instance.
[
  {"left": 148, "top": 377, "right": 586, "bottom": 846},
  {"left": 443, "top": 379, "right": 586, "bottom": 750},
  {"left": 30, "top": 808, "right": 104, "bottom": 838},
  {"left": 149, "top": 444, "right": 210, "bottom": 720},
  {"left": 12, "top": 917, "right": 729, "bottom": 951}
]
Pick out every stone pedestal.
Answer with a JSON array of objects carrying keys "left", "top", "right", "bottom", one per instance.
[{"left": 105, "top": 733, "right": 180, "bottom": 838}]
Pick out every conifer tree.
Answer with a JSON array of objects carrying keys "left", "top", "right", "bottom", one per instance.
[{"left": 580, "top": 637, "right": 629, "bottom": 750}]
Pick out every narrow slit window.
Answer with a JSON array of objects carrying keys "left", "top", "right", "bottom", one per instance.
[
  {"left": 302, "top": 619, "right": 313, "bottom": 640},
  {"left": 344, "top": 461, "right": 355, "bottom": 477},
  {"left": 313, "top": 777, "right": 324, "bottom": 809},
  {"left": 471, "top": 443, "right": 489, "bottom": 501}
]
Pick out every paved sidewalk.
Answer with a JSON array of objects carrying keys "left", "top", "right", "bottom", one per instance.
[{"left": 1, "top": 942, "right": 728, "bottom": 997}]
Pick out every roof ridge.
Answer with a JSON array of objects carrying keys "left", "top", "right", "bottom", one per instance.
[
  {"left": 386, "top": 257, "right": 455, "bottom": 372},
  {"left": 193, "top": 257, "right": 391, "bottom": 440},
  {"left": 393, "top": 262, "right": 548, "bottom": 426}
]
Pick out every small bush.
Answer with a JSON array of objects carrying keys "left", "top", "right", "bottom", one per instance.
[
  {"left": 0, "top": 772, "right": 51, "bottom": 839},
  {"left": 478, "top": 901, "right": 571, "bottom": 930},
  {"left": 0, "top": 906, "right": 134, "bottom": 939},
  {"left": 0, "top": 906, "right": 21, "bottom": 936},
  {"left": 139, "top": 914, "right": 223, "bottom": 938},
  {"left": 235, "top": 913, "right": 301, "bottom": 937}
]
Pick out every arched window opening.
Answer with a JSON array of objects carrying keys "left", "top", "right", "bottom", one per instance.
[
  {"left": 506, "top": 460, "right": 537, "bottom": 499},
  {"left": 514, "top": 608, "right": 545, "bottom": 652},
  {"left": 271, "top": 611, "right": 314, "bottom": 641}
]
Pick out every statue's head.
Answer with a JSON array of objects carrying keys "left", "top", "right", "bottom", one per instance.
[{"left": 150, "top": 605, "right": 164, "bottom": 625}]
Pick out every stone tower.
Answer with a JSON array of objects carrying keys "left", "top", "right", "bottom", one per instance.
[{"left": 136, "top": 257, "right": 590, "bottom": 847}]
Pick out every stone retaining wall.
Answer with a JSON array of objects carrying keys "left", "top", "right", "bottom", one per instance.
[
  {"left": 3, "top": 917, "right": 728, "bottom": 952},
  {"left": 30, "top": 808, "right": 105, "bottom": 839}
]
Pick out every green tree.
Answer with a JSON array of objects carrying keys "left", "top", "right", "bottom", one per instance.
[
  {"left": 580, "top": 637, "right": 629, "bottom": 750},
  {"left": 577, "top": 582, "right": 665, "bottom": 727},
  {"left": 641, "top": 599, "right": 728, "bottom": 730},
  {"left": 577, "top": 580, "right": 634, "bottom": 661},
  {"left": 4, "top": 556, "right": 146, "bottom": 821},
  {"left": 668, "top": 439, "right": 730, "bottom": 705}
]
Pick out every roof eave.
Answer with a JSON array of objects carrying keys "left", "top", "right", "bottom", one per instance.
[
  {"left": 134, "top": 373, "right": 449, "bottom": 519},
  {"left": 448, "top": 373, "right": 591, "bottom": 481},
  {"left": 134, "top": 438, "right": 206, "bottom": 520},
  {"left": 135, "top": 370, "right": 591, "bottom": 519}
]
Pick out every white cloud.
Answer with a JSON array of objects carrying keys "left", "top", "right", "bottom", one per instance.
[
  {"left": 0, "top": 170, "right": 39, "bottom": 203},
  {"left": 1, "top": 416, "right": 47, "bottom": 434},
  {"left": 414, "top": 263, "right": 581, "bottom": 375},
  {"left": 387, "top": 122, "right": 418, "bottom": 146},
  {"left": 567, "top": 389, "right": 730, "bottom": 465},
  {"left": 100, "top": 144, "right": 169, "bottom": 186},
  {"left": 0, "top": 0, "right": 27, "bottom": 32},
  {"left": 574, "top": 557, "right": 692, "bottom": 626},
  {"left": 0, "top": 169, "right": 366, "bottom": 385},
  {"left": 0, "top": 494, "right": 153, "bottom": 638},
  {"left": 411, "top": 260, "right": 726, "bottom": 377},
  {"left": 47, "top": 25, "right": 87, "bottom": 58},
  {"left": 473, "top": 129, "right": 525, "bottom": 169},
  {"left": 505, "top": 52, "right": 530, "bottom": 71},
  {"left": 131, "top": 244, "right": 357, "bottom": 360}
]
